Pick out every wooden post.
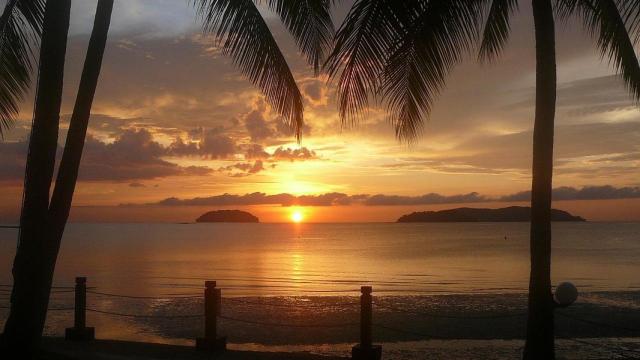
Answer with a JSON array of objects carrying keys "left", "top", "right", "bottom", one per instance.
[
  {"left": 352, "top": 286, "right": 381, "bottom": 360},
  {"left": 196, "top": 280, "right": 226, "bottom": 351},
  {"left": 65, "top": 277, "right": 95, "bottom": 341}
]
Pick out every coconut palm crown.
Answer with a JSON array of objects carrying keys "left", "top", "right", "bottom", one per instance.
[
  {"left": 325, "top": 0, "right": 640, "bottom": 358},
  {"left": 325, "top": 0, "right": 640, "bottom": 140}
]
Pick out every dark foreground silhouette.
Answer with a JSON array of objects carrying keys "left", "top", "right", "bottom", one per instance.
[
  {"left": 37, "top": 338, "right": 345, "bottom": 360},
  {"left": 196, "top": 210, "right": 260, "bottom": 223},
  {"left": 397, "top": 206, "right": 586, "bottom": 223}
]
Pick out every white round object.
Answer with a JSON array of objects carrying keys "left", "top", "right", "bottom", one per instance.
[{"left": 554, "top": 282, "right": 578, "bottom": 306}]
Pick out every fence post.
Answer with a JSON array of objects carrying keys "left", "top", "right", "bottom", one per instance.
[
  {"left": 196, "top": 280, "right": 226, "bottom": 352},
  {"left": 352, "top": 286, "right": 381, "bottom": 360},
  {"left": 65, "top": 276, "right": 95, "bottom": 341}
]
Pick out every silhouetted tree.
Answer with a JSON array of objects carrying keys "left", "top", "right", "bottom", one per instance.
[
  {"left": 0, "top": 0, "right": 334, "bottom": 353},
  {"left": 0, "top": 0, "right": 44, "bottom": 137},
  {"left": 325, "top": 0, "right": 640, "bottom": 358},
  {"left": 1, "top": 0, "right": 71, "bottom": 355},
  {"left": 1, "top": 0, "right": 114, "bottom": 356},
  {"left": 193, "top": 0, "right": 336, "bottom": 139}
]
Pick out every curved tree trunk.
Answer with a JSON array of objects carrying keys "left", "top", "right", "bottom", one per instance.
[
  {"left": 524, "top": 0, "right": 557, "bottom": 359},
  {"left": 47, "top": 0, "right": 114, "bottom": 280},
  {"left": 1, "top": 0, "right": 71, "bottom": 356}
]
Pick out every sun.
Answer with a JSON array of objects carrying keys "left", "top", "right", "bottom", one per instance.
[{"left": 291, "top": 211, "right": 304, "bottom": 223}]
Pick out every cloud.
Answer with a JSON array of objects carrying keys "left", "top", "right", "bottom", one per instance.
[
  {"left": 129, "top": 182, "right": 146, "bottom": 188},
  {"left": 244, "top": 144, "right": 270, "bottom": 159},
  {"left": 244, "top": 109, "right": 274, "bottom": 142},
  {"left": 80, "top": 129, "right": 211, "bottom": 181},
  {"left": 364, "top": 192, "right": 488, "bottom": 206},
  {"left": 500, "top": 185, "right": 640, "bottom": 202},
  {"left": 167, "top": 127, "right": 237, "bottom": 159},
  {"left": 0, "top": 140, "right": 36, "bottom": 182},
  {"left": 300, "top": 79, "right": 328, "bottom": 106},
  {"left": 0, "top": 129, "right": 212, "bottom": 183},
  {"left": 218, "top": 160, "right": 265, "bottom": 177},
  {"left": 134, "top": 185, "right": 640, "bottom": 207},
  {"left": 271, "top": 146, "right": 318, "bottom": 161}
]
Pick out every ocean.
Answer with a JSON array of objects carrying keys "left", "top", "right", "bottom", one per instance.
[{"left": 1, "top": 222, "right": 639, "bottom": 359}]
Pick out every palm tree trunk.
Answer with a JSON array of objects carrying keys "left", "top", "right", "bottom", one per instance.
[
  {"left": 47, "top": 0, "right": 114, "bottom": 280},
  {"left": 1, "top": 0, "right": 71, "bottom": 355},
  {"left": 524, "top": 0, "right": 557, "bottom": 359}
]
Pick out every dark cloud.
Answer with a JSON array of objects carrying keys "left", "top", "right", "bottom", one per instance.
[
  {"left": 244, "top": 110, "right": 274, "bottom": 142},
  {"left": 218, "top": 160, "right": 265, "bottom": 177},
  {"left": 244, "top": 144, "right": 270, "bottom": 159},
  {"left": 364, "top": 192, "right": 488, "bottom": 206},
  {"left": 0, "top": 140, "right": 36, "bottom": 182},
  {"left": 272, "top": 146, "right": 318, "bottom": 161},
  {"left": 0, "top": 129, "right": 212, "bottom": 183},
  {"left": 129, "top": 182, "right": 146, "bottom": 188},
  {"left": 80, "top": 129, "right": 211, "bottom": 181},
  {"left": 135, "top": 185, "right": 640, "bottom": 207},
  {"left": 167, "top": 127, "right": 237, "bottom": 159},
  {"left": 500, "top": 186, "right": 640, "bottom": 202},
  {"left": 200, "top": 130, "right": 237, "bottom": 159}
]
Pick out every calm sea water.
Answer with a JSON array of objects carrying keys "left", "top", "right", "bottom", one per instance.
[
  {"left": 2, "top": 222, "right": 639, "bottom": 295},
  {"left": 1, "top": 222, "right": 640, "bottom": 358}
]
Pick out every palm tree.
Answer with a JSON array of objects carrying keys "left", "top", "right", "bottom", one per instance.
[
  {"left": 193, "top": 0, "right": 336, "bottom": 139},
  {"left": 0, "top": 0, "right": 44, "bottom": 137},
  {"left": 0, "top": 0, "right": 335, "bottom": 353},
  {"left": 325, "top": 0, "right": 640, "bottom": 358},
  {"left": 1, "top": 0, "right": 71, "bottom": 354}
]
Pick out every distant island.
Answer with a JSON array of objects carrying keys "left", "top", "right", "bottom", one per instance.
[
  {"left": 196, "top": 210, "right": 259, "bottom": 223},
  {"left": 397, "top": 206, "right": 586, "bottom": 222}
]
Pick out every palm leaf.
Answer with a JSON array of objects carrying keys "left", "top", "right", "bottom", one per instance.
[
  {"left": 382, "top": 0, "right": 484, "bottom": 141},
  {"left": 261, "top": 0, "right": 334, "bottom": 75},
  {"left": 193, "top": 0, "right": 304, "bottom": 140},
  {"left": 617, "top": 0, "right": 640, "bottom": 43},
  {"left": 561, "top": 0, "right": 640, "bottom": 101},
  {"left": 324, "top": 0, "right": 406, "bottom": 126},
  {"left": 478, "top": 0, "right": 518, "bottom": 62},
  {"left": 0, "top": 0, "right": 45, "bottom": 137}
]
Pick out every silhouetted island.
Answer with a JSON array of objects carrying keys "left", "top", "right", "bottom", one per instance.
[
  {"left": 397, "top": 206, "right": 585, "bottom": 222},
  {"left": 196, "top": 210, "right": 259, "bottom": 223}
]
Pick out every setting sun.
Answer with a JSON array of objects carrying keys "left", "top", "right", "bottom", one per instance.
[{"left": 291, "top": 211, "right": 304, "bottom": 223}]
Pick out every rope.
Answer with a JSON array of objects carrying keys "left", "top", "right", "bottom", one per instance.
[
  {"left": 218, "top": 315, "right": 358, "bottom": 328},
  {"left": 224, "top": 297, "right": 359, "bottom": 308},
  {"left": 374, "top": 302, "right": 526, "bottom": 319},
  {"left": 373, "top": 323, "right": 445, "bottom": 339},
  {"left": 0, "top": 285, "right": 75, "bottom": 289},
  {"left": 86, "top": 308, "right": 202, "bottom": 319},
  {"left": 87, "top": 290, "right": 202, "bottom": 300},
  {"left": 557, "top": 311, "right": 640, "bottom": 332}
]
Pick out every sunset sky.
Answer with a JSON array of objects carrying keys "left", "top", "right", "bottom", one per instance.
[{"left": 1, "top": 0, "right": 639, "bottom": 222}]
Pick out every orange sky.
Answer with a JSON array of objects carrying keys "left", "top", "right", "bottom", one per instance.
[{"left": 0, "top": 1, "right": 639, "bottom": 223}]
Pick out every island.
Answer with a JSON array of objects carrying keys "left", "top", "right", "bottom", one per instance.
[
  {"left": 196, "top": 210, "right": 259, "bottom": 223},
  {"left": 397, "top": 206, "right": 586, "bottom": 222}
]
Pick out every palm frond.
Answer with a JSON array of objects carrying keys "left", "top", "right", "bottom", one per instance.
[
  {"left": 0, "top": 0, "right": 45, "bottom": 138},
  {"left": 478, "top": 0, "right": 518, "bottom": 62},
  {"left": 563, "top": 0, "right": 640, "bottom": 101},
  {"left": 261, "top": 0, "right": 334, "bottom": 75},
  {"left": 193, "top": 0, "right": 304, "bottom": 140},
  {"left": 324, "top": 0, "right": 407, "bottom": 126},
  {"left": 617, "top": 0, "right": 640, "bottom": 43},
  {"left": 382, "top": 0, "right": 484, "bottom": 141}
]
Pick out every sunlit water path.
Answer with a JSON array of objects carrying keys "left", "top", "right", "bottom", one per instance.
[{"left": 1, "top": 222, "right": 640, "bottom": 358}]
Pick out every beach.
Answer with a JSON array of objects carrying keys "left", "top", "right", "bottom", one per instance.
[{"left": 2, "top": 222, "right": 640, "bottom": 358}]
